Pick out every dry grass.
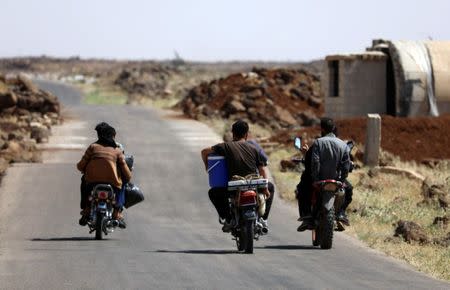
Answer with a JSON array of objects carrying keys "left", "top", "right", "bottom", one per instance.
[
  {"left": 141, "top": 97, "right": 181, "bottom": 109},
  {"left": 76, "top": 82, "right": 127, "bottom": 105},
  {"left": 268, "top": 148, "right": 300, "bottom": 202},
  {"left": 345, "top": 163, "right": 450, "bottom": 281}
]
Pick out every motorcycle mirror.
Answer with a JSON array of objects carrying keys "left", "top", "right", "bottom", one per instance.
[{"left": 294, "top": 137, "right": 302, "bottom": 150}]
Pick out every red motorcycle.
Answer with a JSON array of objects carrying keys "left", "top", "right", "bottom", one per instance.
[{"left": 226, "top": 176, "right": 268, "bottom": 254}]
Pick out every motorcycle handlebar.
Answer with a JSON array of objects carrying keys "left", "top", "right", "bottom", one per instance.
[{"left": 291, "top": 158, "right": 305, "bottom": 164}]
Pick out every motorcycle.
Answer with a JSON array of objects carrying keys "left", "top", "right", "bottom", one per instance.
[
  {"left": 293, "top": 137, "right": 354, "bottom": 249},
  {"left": 310, "top": 179, "right": 345, "bottom": 249},
  {"left": 86, "top": 154, "right": 135, "bottom": 240},
  {"left": 87, "top": 184, "right": 119, "bottom": 240},
  {"left": 225, "top": 175, "right": 268, "bottom": 254}
]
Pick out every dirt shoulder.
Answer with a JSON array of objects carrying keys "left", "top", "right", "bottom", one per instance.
[{"left": 0, "top": 74, "right": 61, "bottom": 182}]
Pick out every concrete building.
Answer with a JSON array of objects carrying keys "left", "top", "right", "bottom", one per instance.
[{"left": 324, "top": 40, "right": 450, "bottom": 118}]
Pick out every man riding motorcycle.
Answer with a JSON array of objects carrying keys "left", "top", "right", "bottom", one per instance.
[
  {"left": 201, "top": 120, "right": 271, "bottom": 232},
  {"left": 77, "top": 122, "right": 132, "bottom": 228},
  {"left": 297, "top": 118, "right": 350, "bottom": 231}
]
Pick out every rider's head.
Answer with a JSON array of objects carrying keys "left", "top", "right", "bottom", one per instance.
[
  {"left": 232, "top": 120, "right": 249, "bottom": 141},
  {"left": 320, "top": 117, "right": 336, "bottom": 137},
  {"left": 95, "top": 122, "right": 116, "bottom": 140}
]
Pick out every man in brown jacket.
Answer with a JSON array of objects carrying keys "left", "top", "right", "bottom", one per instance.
[{"left": 77, "top": 122, "right": 132, "bottom": 227}]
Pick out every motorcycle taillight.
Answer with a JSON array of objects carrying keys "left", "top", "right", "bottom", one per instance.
[
  {"left": 97, "top": 191, "right": 108, "bottom": 199},
  {"left": 323, "top": 183, "right": 338, "bottom": 192},
  {"left": 239, "top": 190, "right": 257, "bottom": 206}
]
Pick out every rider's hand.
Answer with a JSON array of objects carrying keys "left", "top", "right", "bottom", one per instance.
[{"left": 300, "top": 144, "right": 309, "bottom": 154}]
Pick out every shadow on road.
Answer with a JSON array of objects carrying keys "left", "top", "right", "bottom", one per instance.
[
  {"left": 31, "top": 237, "right": 110, "bottom": 241},
  {"left": 152, "top": 249, "right": 238, "bottom": 255},
  {"left": 259, "top": 245, "right": 319, "bottom": 250}
]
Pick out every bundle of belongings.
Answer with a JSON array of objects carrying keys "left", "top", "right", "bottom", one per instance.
[{"left": 124, "top": 154, "right": 144, "bottom": 208}]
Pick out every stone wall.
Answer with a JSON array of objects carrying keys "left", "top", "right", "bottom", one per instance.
[{"left": 323, "top": 53, "right": 387, "bottom": 119}]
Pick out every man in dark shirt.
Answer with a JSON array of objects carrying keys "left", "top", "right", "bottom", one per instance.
[{"left": 201, "top": 120, "right": 271, "bottom": 232}]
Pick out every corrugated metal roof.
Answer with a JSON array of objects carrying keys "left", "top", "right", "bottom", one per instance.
[
  {"left": 325, "top": 51, "right": 387, "bottom": 61},
  {"left": 426, "top": 41, "right": 450, "bottom": 102}
]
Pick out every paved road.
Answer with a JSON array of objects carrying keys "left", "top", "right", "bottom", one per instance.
[{"left": 0, "top": 81, "right": 448, "bottom": 289}]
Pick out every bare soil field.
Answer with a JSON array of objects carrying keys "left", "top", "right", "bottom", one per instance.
[{"left": 271, "top": 115, "right": 450, "bottom": 163}]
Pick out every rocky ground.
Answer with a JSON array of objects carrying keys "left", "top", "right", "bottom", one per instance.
[
  {"left": 0, "top": 74, "right": 61, "bottom": 180},
  {"left": 0, "top": 57, "right": 323, "bottom": 107}
]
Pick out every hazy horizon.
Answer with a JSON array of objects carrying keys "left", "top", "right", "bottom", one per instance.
[{"left": 1, "top": 0, "right": 449, "bottom": 61}]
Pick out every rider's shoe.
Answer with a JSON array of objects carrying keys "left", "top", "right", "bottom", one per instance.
[
  {"left": 113, "top": 208, "right": 127, "bottom": 229},
  {"left": 221, "top": 219, "right": 235, "bottom": 233},
  {"left": 78, "top": 207, "right": 90, "bottom": 226},
  {"left": 336, "top": 221, "right": 346, "bottom": 231},
  {"left": 78, "top": 216, "right": 88, "bottom": 226},
  {"left": 297, "top": 216, "right": 314, "bottom": 232},
  {"left": 336, "top": 211, "right": 350, "bottom": 226},
  {"left": 117, "top": 218, "right": 127, "bottom": 229}
]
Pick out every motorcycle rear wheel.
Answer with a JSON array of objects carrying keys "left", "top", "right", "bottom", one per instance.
[
  {"left": 241, "top": 220, "right": 254, "bottom": 254},
  {"left": 320, "top": 208, "right": 334, "bottom": 249},
  {"left": 95, "top": 213, "right": 104, "bottom": 240}
]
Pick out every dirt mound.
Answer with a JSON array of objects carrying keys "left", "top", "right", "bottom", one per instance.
[
  {"left": 114, "top": 65, "right": 173, "bottom": 102},
  {"left": 0, "top": 74, "right": 61, "bottom": 177},
  {"left": 271, "top": 115, "right": 450, "bottom": 163},
  {"left": 433, "top": 215, "right": 449, "bottom": 229},
  {"left": 394, "top": 220, "right": 429, "bottom": 244},
  {"left": 178, "top": 68, "right": 322, "bottom": 129}
]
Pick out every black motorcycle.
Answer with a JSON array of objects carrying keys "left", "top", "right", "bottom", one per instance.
[
  {"left": 86, "top": 154, "right": 141, "bottom": 240},
  {"left": 310, "top": 179, "right": 345, "bottom": 249},
  {"left": 87, "top": 184, "right": 119, "bottom": 240},
  {"left": 293, "top": 137, "right": 354, "bottom": 249}
]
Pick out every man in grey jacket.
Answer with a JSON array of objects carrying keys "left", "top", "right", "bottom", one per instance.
[{"left": 297, "top": 118, "right": 350, "bottom": 231}]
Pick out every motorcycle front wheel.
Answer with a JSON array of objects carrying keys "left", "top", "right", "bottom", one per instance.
[{"left": 95, "top": 212, "right": 104, "bottom": 240}]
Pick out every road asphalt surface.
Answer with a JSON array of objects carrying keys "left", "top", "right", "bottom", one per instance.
[{"left": 0, "top": 81, "right": 448, "bottom": 290}]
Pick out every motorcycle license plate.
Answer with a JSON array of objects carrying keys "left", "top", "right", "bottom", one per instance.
[
  {"left": 97, "top": 203, "right": 107, "bottom": 209},
  {"left": 244, "top": 210, "right": 256, "bottom": 219}
]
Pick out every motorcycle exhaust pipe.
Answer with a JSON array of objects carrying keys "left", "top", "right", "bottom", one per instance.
[
  {"left": 256, "top": 221, "right": 269, "bottom": 235},
  {"left": 107, "top": 220, "right": 119, "bottom": 228}
]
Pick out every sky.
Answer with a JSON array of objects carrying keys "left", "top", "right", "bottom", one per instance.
[{"left": 1, "top": 0, "right": 449, "bottom": 61}]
